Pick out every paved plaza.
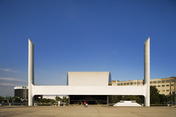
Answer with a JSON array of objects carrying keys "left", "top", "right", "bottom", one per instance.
[{"left": 0, "top": 106, "right": 176, "bottom": 117}]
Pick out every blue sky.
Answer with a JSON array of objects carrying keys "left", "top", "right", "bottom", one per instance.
[{"left": 0, "top": 0, "right": 175, "bottom": 96}]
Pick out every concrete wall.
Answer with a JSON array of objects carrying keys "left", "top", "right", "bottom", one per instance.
[
  {"left": 32, "top": 85, "right": 146, "bottom": 96},
  {"left": 68, "top": 72, "right": 111, "bottom": 86}
]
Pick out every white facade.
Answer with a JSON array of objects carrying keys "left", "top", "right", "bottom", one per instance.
[
  {"left": 68, "top": 72, "right": 111, "bottom": 86},
  {"left": 28, "top": 38, "right": 150, "bottom": 106},
  {"left": 32, "top": 85, "right": 146, "bottom": 96}
]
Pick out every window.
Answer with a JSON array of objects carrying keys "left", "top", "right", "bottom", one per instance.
[
  {"left": 124, "top": 83, "right": 126, "bottom": 85},
  {"left": 162, "top": 85, "right": 165, "bottom": 87},
  {"left": 158, "top": 85, "right": 160, "bottom": 87},
  {"left": 166, "top": 90, "right": 169, "bottom": 92},
  {"left": 150, "top": 81, "right": 152, "bottom": 84},
  {"left": 162, "top": 80, "right": 165, "bottom": 83},
  {"left": 134, "top": 82, "right": 136, "bottom": 85},
  {"left": 121, "top": 83, "right": 123, "bottom": 85},
  {"left": 166, "top": 80, "right": 170, "bottom": 83},
  {"left": 130, "top": 82, "right": 133, "bottom": 85},
  {"left": 166, "top": 85, "right": 169, "bottom": 87},
  {"left": 153, "top": 81, "right": 156, "bottom": 84},
  {"left": 127, "top": 83, "right": 129, "bottom": 85},
  {"left": 158, "top": 81, "right": 161, "bottom": 83},
  {"left": 171, "top": 84, "right": 174, "bottom": 86}
]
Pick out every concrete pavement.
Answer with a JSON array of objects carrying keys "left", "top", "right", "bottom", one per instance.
[{"left": 0, "top": 105, "right": 175, "bottom": 117}]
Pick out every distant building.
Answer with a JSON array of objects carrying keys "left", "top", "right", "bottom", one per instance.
[
  {"left": 111, "top": 77, "right": 176, "bottom": 95},
  {"left": 14, "top": 86, "right": 28, "bottom": 99}
]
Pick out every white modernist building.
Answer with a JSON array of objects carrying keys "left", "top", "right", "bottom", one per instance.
[{"left": 28, "top": 38, "right": 150, "bottom": 106}]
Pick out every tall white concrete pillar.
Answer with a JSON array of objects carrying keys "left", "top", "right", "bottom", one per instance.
[
  {"left": 144, "top": 37, "right": 150, "bottom": 106},
  {"left": 28, "top": 39, "right": 34, "bottom": 106}
]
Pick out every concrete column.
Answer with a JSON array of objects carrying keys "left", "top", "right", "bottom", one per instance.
[
  {"left": 144, "top": 37, "right": 150, "bottom": 107},
  {"left": 28, "top": 39, "right": 34, "bottom": 106}
]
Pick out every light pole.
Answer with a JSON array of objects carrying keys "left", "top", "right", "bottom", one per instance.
[{"left": 174, "top": 77, "right": 176, "bottom": 106}]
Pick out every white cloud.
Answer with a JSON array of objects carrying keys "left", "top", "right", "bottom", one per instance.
[
  {"left": 0, "top": 83, "right": 16, "bottom": 86},
  {"left": 0, "top": 77, "right": 26, "bottom": 82},
  {"left": 0, "top": 77, "right": 27, "bottom": 87},
  {"left": 0, "top": 68, "right": 18, "bottom": 73}
]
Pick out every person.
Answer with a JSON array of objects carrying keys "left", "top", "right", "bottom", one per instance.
[{"left": 84, "top": 101, "right": 86, "bottom": 107}]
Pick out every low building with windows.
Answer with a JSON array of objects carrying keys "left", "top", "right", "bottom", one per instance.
[
  {"left": 14, "top": 86, "right": 28, "bottom": 99},
  {"left": 111, "top": 77, "right": 176, "bottom": 95}
]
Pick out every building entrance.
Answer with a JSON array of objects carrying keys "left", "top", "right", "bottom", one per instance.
[{"left": 69, "top": 95, "right": 108, "bottom": 104}]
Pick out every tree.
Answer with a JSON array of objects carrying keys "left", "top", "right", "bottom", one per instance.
[
  {"left": 0, "top": 96, "right": 4, "bottom": 103},
  {"left": 109, "top": 95, "right": 121, "bottom": 103},
  {"left": 159, "top": 94, "right": 167, "bottom": 104},
  {"left": 55, "top": 96, "right": 62, "bottom": 101},
  {"left": 168, "top": 91, "right": 175, "bottom": 105},
  {"left": 150, "top": 86, "right": 160, "bottom": 104},
  {"left": 62, "top": 96, "right": 69, "bottom": 103},
  {"left": 109, "top": 95, "right": 144, "bottom": 104},
  {"left": 121, "top": 96, "right": 144, "bottom": 104},
  {"left": 13, "top": 97, "right": 22, "bottom": 103},
  {"left": 150, "top": 86, "right": 168, "bottom": 105}
]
